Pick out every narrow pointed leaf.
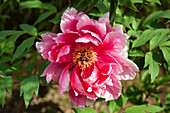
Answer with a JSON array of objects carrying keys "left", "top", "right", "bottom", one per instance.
[
  {"left": 20, "top": 24, "right": 37, "bottom": 36},
  {"left": 12, "top": 37, "right": 35, "bottom": 62}
]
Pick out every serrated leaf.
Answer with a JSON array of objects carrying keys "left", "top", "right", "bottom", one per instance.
[
  {"left": 20, "top": 75, "right": 39, "bottom": 108},
  {"left": 12, "top": 37, "right": 35, "bottom": 62},
  {"left": 120, "top": 0, "right": 138, "bottom": 12},
  {"left": 124, "top": 105, "right": 163, "bottom": 113},
  {"left": 150, "top": 29, "right": 170, "bottom": 50},
  {"left": 34, "top": 11, "right": 55, "bottom": 25},
  {"left": 72, "top": 106, "right": 96, "bottom": 113},
  {"left": 143, "top": 10, "right": 170, "bottom": 27},
  {"left": 20, "top": 24, "right": 37, "bottom": 36},
  {"left": 107, "top": 94, "right": 128, "bottom": 113},
  {"left": 160, "top": 46, "right": 170, "bottom": 65},
  {"left": 0, "top": 76, "right": 12, "bottom": 107},
  {"left": 144, "top": 52, "right": 161, "bottom": 82}
]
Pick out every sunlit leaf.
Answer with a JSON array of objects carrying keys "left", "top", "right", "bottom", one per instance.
[
  {"left": 160, "top": 47, "right": 170, "bottom": 65},
  {"left": 150, "top": 29, "right": 170, "bottom": 50},
  {"left": 115, "top": 14, "right": 132, "bottom": 29},
  {"left": 20, "top": 75, "right": 39, "bottom": 108},
  {"left": 144, "top": 51, "right": 161, "bottom": 82},
  {"left": 12, "top": 37, "right": 35, "bottom": 62},
  {"left": 124, "top": 105, "right": 163, "bottom": 113},
  {"left": 20, "top": 1, "right": 57, "bottom": 12},
  {"left": 107, "top": 93, "right": 128, "bottom": 113},
  {"left": 72, "top": 106, "right": 96, "bottom": 113},
  {"left": 0, "top": 76, "right": 12, "bottom": 107}
]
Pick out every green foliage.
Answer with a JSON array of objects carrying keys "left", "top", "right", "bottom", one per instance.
[
  {"left": 144, "top": 51, "right": 161, "bottom": 82},
  {"left": 107, "top": 93, "right": 128, "bottom": 113},
  {"left": 0, "top": 76, "right": 12, "bottom": 107},
  {"left": 124, "top": 105, "right": 163, "bottom": 113},
  {"left": 72, "top": 106, "right": 96, "bottom": 113},
  {"left": 143, "top": 10, "right": 170, "bottom": 28},
  {"left": 20, "top": 24, "right": 37, "bottom": 36},
  {"left": 12, "top": 37, "right": 35, "bottom": 62},
  {"left": 20, "top": 75, "right": 39, "bottom": 108},
  {"left": 120, "top": 0, "right": 138, "bottom": 12}
]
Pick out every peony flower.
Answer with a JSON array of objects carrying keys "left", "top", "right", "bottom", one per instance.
[{"left": 36, "top": 7, "right": 139, "bottom": 108}]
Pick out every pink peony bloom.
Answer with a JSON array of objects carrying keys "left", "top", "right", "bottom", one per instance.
[{"left": 36, "top": 7, "right": 139, "bottom": 108}]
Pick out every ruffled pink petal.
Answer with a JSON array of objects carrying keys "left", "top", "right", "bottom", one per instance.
[
  {"left": 98, "top": 12, "right": 109, "bottom": 24},
  {"left": 75, "top": 35, "right": 99, "bottom": 46},
  {"left": 77, "top": 14, "right": 93, "bottom": 31},
  {"left": 56, "top": 33, "right": 80, "bottom": 44},
  {"left": 61, "top": 7, "right": 83, "bottom": 33},
  {"left": 98, "top": 12, "right": 112, "bottom": 34},
  {"left": 70, "top": 65, "right": 86, "bottom": 95},
  {"left": 96, "top": 75, "right": 121, "bottom": 101},
  {"left": 59, "top": 62, "right": 73, "bottom": 96},
  {"left": 41, "top": 62, "right": 67, "bottom": 83},
  {"left": 111, "top": 53, "right": 139, "bottom": 80},
  {"left": 102, "top": 32, "right": 127, "bottom": 53},
  {"left": 68, "top": 86, "right": 87, "bottom": 108},
  {"left": 56, "top": 45, "right": 71, "bottom": 63},
  {"left": 82, "top": 64, "right": 100, "bottom": 85}
]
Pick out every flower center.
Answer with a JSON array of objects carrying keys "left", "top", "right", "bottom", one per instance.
[{"left": 73, "top": 47, "right": 97, "bottom": 69}]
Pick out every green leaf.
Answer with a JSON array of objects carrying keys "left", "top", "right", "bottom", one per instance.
[
  {"left": 143, "top": 10, "right": 170, "bottom": 27},
  {"left": 144, "top": 52, "right": 161, "bottom": 82},
  {"left": 160, "top": 41, "right": 170, "bottom": 47},
  {"left": 107, "top": 94, "right": 128, "bottom": 113},
  {"left": 0, "top": 76, "right": 12, "bottom": 107},
  {"left": 132, "top": 29, "right": 168, "bottom": 48},
  {"left": 150, "top": 29, "right": 170, "bottom": 50},
  {"left": 48, "top": 15, "right": 61, "bottom": 24},
  {"left": 129, "top": 49, "right": 144, "bottom": 57},
  {"left": 20, "top": 1, "right": 57, "bottom": 12},
  {"left": 147, "top": 0, "right": 161, "bottom": 5},
  {"left": 0, "top": 30, "right": 23, "bottom": 39},
  {"left": 27, "top": 63, "right": 35, "bottom": 75},
  {"left": 34, "top": 11, "right": 55, "bottom": 25},
  {"left": 115, "top": 14, "right": 132, "bottom": 29},
  {"left": 124, "top": 105, "right": 163, "bottom": 113},
  {"left": 120, "top": 0, "right": 138, "bottom": 12},
  {"left": 12, "top": 37, "right": 35, "bottom": 62},
  {"left": 160, "top": 46, "right": 170, "bottom": 65},
  {"left": 109, "top": 0, "right": 118, "bottom": 25},
  {"left": 20, "top": 75, "right": 39, "bottom": 108},
  {"left": 1, "top": 32, "right": 25, "bottom": 55},
  {"left": 20, "top": 24, "right": 37, "bottom": 36},
  {"left": 95, "top": 0, "right": 109, "bottom": 14},
  {"left": 72, "top": 106, "right": 96, "bottom": 113}
]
